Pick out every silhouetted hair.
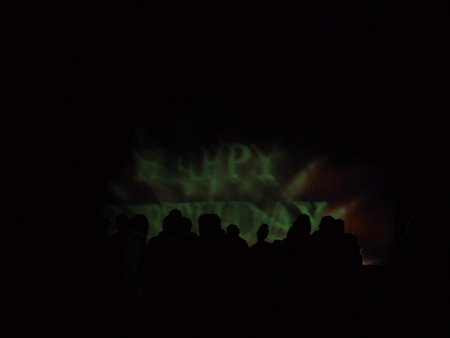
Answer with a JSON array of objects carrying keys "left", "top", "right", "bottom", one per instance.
[
  {"left": 163, "top": 215, "right": 179, "bottom": 238},
  {"left": 290, "top": 214, "right": 311, "bottom": 237},
  {"left": 227, "top": 224, "right": 239, "bottom": 237},
  {"left": 198, "top": 214, "right": 210, "bottom": 236},
  {"left": 115, "top": 214, "right": 129, "bottom": 232},
  {"left": 131, "top": 214, "right": 149, "bottom": 235},
  {"left": 319, "top": 215, "right": 335, "bottom": 233},
  {"left": 209, "top": 213, "right": 221, "bottom": 232},
  {"left": 180, "top": 217, "right": 192, "bottom": 234},
  {"left": 257, "top": 224, "right": 269, "bottom": 241},
  {"left": 169, "top": 209, "right": 182, "bottom": 220},
  {"left": 334, "top": 219, "right": 345, "bottom": 235}
]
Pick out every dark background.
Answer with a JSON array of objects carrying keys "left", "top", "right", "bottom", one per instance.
[
  {"left": 7, "top": 3, "right": 450, "bottom": 251},
  {"left": 5, "top": 4, "right": 450, "bottom": 337}
]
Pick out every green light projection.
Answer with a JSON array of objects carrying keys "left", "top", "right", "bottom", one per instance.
[
  {"left": 103, "top": 134, "right": 394, "bottom": 264},
  {"left": 104, "top": 143, "right": 357, "bottom": 244}
]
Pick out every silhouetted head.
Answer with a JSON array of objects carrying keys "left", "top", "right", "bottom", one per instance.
[
  {"left": 344, "top": 233, "right": 360, "bottom": 247},
  {"left": 272, "top": 239, "right": 281, "bottom": 251},
  {"left": 168, "top": 209, "right": 182, "bottom": 220},
  {"left": 209, "top": 213, "right": 221, "bottom": 232},
  {"left": 163, "top": 216, "right": 180, "bottom": 238},
  {"left": 292, "top": 214, "right": 311, "bottom": 237},
  {"left": 287, "top": 214, "right": 311, "bottom": 241},
  {"left": 131, "top": 214, "right": 149, "bottom": 235},
  {"left": 318, "top": 215, "right": 335, "bottom": 234},
  {"left": 257, "top": 224, "right": 269, "bottom": 242},
  {"left": 334, "top": 219, "right": 345, "bottom": 235},
  {"left": 226, "top": 224, "right": 240, "bottom": 237},
  {"left": 115, "top": 214, "right": 129, "bottom": 232},
  {"left": 180, "top": 217, "right": 192, "bottom": 234},
  {"left": 198, "top": 214, "right": 210, "bottom": 237}
]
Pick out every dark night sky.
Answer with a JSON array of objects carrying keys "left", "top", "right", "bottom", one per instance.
[{"left": 7, "top": 3, "right": 450, "bottom": 237}]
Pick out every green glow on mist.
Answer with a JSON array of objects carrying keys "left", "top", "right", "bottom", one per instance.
[{"left": 104, "top": 143, "right": 353, "bottom": 245}]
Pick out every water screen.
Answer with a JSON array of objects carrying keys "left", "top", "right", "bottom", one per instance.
[{"left": 103, "top": 131, "right": 394, "bottom": 264}]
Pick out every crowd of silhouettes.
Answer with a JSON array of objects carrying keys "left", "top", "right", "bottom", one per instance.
[
  {"left": 87, "top": 210, "right": 368, "bottom": 337},
  {"left": 91, "top": 211, "right": 363, "bottom": 299},
  {"left": 84, "top": 209, "right": 450, "bottom": 337}
]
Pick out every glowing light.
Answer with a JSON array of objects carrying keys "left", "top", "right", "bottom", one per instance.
[{"left": 104, "top": 142, "right": 395, "bottom": 263}]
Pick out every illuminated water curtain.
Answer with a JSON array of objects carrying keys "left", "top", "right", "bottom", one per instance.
[{"left": 103, "top": 143, "right": 394, "bottom": 264}]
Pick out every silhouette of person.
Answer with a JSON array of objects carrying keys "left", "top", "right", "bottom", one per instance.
[
  {"left": 250, "top": 224, "right": 272, "bottom": 253},
  {"left": 147, "top": 213, "right": 182, "bottom": 303},
  {"left": 333, "top": 218, "right": 363, "bottom": 267},
  {"left": 224, "top": 224, "right": 249, "bottom": 300},
  {"left": 179, "top": 216, "right": 197, "bottom": 239},
  {"left": 89, "top": 218, "right": 113, "bottom": 277},
  {"left": 91, "top": 218, "right": 111, "bottom": 253},
  {"left": 110, "top": 214, "right": 131, "bottom": 295},
  {"left": 148, "top": 214, "right": 180, "bottom": 262},
  {"left": 286, "top": 214, "right": 313, "bottom": 286},
  {"left": 194, "top": 214, "right": 236, "bottom": 326},
  {"left": 160, "top": 216, "right": 199, "bottom": 316},
  {"left": 169, "top": 209, "right": 182, "bottom": 218},
  {"left": 175, "top": 217, "right": 199, "bottom": 273},
  {"left": 389, "top": 215, "right": 437, "bottom": 338},
  {"left": 245, "top": 224, "right": 277, "bottom": 331},
  {"left": 248, "top": 224, "right": 274, "bottom": 283},
  {"left": 124, "top": 214, "right": 149, "bottom": 298},
  {"left": 197, "top": 213, "right": 212, "bottom": 239},
  {"left": 88, "top": 218, "right": 114, "bottom": 300},
  {"left": 309, "top": 215, "right": 338, "bottom": 276},
  {"left": 111, "top": 214, "right": 131, "bottom": 257},
  {"left": 226, "top": 224, "right": 249, "bottom": 256},
  {"left": 207, "top": 214, "right": 231, "bottom": 267}
]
